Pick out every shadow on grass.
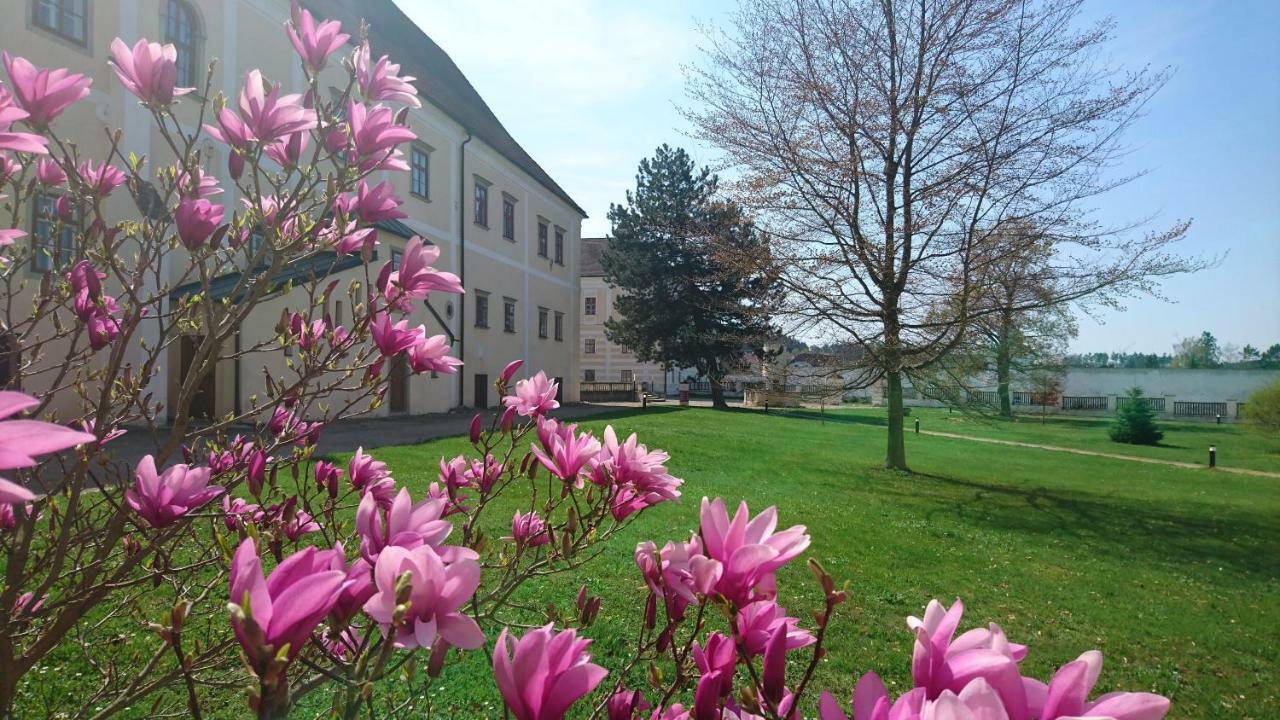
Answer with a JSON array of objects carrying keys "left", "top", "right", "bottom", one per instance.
[
  {"left": 765, "top": 408, "right": 889, "bottom": 428},
  {"left": 877, "top": 470, "right": 1280, "bottom": 578}
]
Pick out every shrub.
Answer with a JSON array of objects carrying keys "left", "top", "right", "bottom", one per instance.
[
  {"left": 1109, "top": 386, "right": 1164, "bottom": 445},
  {"left": 1242, "top": 378, "right": 1280, "bottom": 435}
]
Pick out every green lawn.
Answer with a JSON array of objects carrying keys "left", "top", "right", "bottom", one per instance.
[
  {"left": 897, "top": 406, "right": 1280, "bottom": 473},
  {"left": 328, "top": 406, "right": 1279, "bottom": 718},
  {"left": 14, "top": 406, "right": 1280, "bottom": 718}
]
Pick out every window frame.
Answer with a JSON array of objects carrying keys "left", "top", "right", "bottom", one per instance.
[
  {"left": 584, "top": 296, "right": 596, "bottom": 316},
  {"left": 537, "top": 307, "right": 549, "bottom": 339},
  {"left": 30, "top": 192, "right": 79, "bottom": 272},
  {"left": 474, "top": 291, "right": 490, "bottom": 329},
  {"left": 501, "top": 193, "right": 516, "bottom": 242},
  {"left": 503, "top": 297, "right": 517, "bottom": 334},
  {"left": 554, "top": 311, "right": 564, "bottom": 342},
  {"left": 163, "top": 0, "right": 202, "bottom": 91},
  {"left": 584, "top": 338, "right": 596, "bottom": 355},
  {"left": 473, "top": 176, "right": 490, "bottom": 228},
  {"left": 554, "top": 226, "right": 565, "bottom": 265},
  {"left": 584, "top": 369, "right": 596, "bottom": 382},
  {"left": 410, "top": 143, "right": 432, "bottom": 200},
  {"left": 31, "top": 0, "right": 89, "bottom": 48},
  {"left": 537, "top": 220, "right": 549, "bottom": 258}
]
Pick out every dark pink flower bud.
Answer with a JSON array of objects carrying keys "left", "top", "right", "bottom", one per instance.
[
  {"left": 246, "top": 449, "right": 266, "bottom": 497},
  {"left": 54, "top": 195, "right": 73, "bottom": 221},
  {"left": 500, "top": 405, "right": 517, "bottom": 433},
  {"left": 228, "top": 150, "right": 244, "bottom": 180},
  {"left": 468, "top": 413, "right": 482, "bottom": 444},
  {"left": 499, "top": 359, "right": 524, "bottom": 385}
]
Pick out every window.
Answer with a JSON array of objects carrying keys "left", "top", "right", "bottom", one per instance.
[
  {"left": 537, "top": 220, "right": 548, "bottom": 257},
  {"left": 584, "top": 339, "right": 596, "bottom": 354},
  {"left": 621, "top": 345, "right": 631, "bottom": 355},
  {"left": 584, "top": 369, "right": 596, "bottom": 382},
  {"left": 391, "top": 248, "right": 403, "bottom": 270},
  {"left": 554, "top": 311, "right": 564, "bottom": 341},
  {"left": 474, "top": 291, "right": 489, "bottom": 328},
  {"left": 621, "top": 370, "right": 635, "bottom": 384},
  {"left": 333, "top": 301, "right": 344, "bottom": 326},
  {"left": 164, "top": 1, "right": 201, "bottom": 89},
  {"left": 503, "top": 297, "right": 516, "bottom": 333},
  {"left": 0, "top": 333, "right": 19, "bottom": 388},
  {"left": 410, "top": 144, "right": 431, "bottom": 199},
  {"left": 584, "top": 296, "right": 596, "bottom": 316},
  {"left": 554, "top": 227, "right": 564, "bottom": 265},
  {"left": 473, "top": 178, "right": 489, "bottom": 227},
  {"left": 33, "top": 0, "right": 88, "bottom": 46},
  {"left": 538, "top": 307, "right": 549, "bottom": 338},
  {"left": 31, "top": 193, "right": 77, "bottom": 271},
  {"left": 502, "top": 195, "right": 516, "bottom": 241}
]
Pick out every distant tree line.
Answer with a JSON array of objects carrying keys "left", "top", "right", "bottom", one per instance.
[{"left": 1067, "top": 332, "right": 1280, "bottom": 369}]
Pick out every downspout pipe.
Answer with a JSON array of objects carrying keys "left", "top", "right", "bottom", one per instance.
[{"left": 457, "top": 131, "right": 472, "bottom": 407}]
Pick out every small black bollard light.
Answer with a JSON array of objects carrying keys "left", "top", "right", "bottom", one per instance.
[
  {"left": 915, "top": 417, "right": 920, "bottom": 434},
  {"left": 1216, "top": 413, "right": 1222, "bottom": 425},
  {"left": 642, "top": 395, "right": 648, "bottom": 409},
  {"left": 764, "top": 402, "right": 769, "bottom": 415},
  {"left": 1209, "top": 445, "right": 1217, "bottom": 468}
]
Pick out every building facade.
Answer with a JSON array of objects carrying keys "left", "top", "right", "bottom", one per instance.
[
  {"left": 577, "top": 238, "right": 677, "bottom": 393},
  {"left": 2, "top": 0, "right": 584, "bottom": 418}
]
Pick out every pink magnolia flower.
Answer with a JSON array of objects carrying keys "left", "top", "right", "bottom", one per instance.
[
  {"left": 634, "top": 537, "right": 721, "bottom": 622},
  {"left": 330, "top": 553, "right": 375, "bottom": 625},
  {"left": 287, "top": 311, "right": 328, "bottom": 352},
  {"left": 174, "top": 197, "right": 225, "bottom": 249},
  {"left": 698, "top": 497, "right": 810, "bottom": 605},
  {"left": 76, "top": 160, "right": 126, "bottom": 197},
  {"left": 438, "top": 455, "right": 470, "bottom": 491},
  {"left": 354, "top": 43, "right": 420, "bottom": 107},
  {"left": 1027, "top": 651, "right": 1169, "bottom": 720},
  {"left": 0, "top": 391, "right": 95, "bottom": 504},
  {"left": 909, "top": 598, "right": 1027, "bottom": 715},
  {"left": 607, "top": 689, "right": 651, "bottom": 720},
  {"left": 228, "top": 538, "right": 349, "bottom": 671},
  {"left": 205, "top": 69, "right": 317, "bottom": 149},
  {"left": 338, "top": 179, "right": 406, "bottom": 224},
  {"left": 408, "top": 333, "right": 462, "bottom": 374},
  {"left": 355, "top": 487, "right": 454, "bottom": 561},
  {"left": 464, "top": 455, "right": 503, "bottom": 494},
  {"left": 108, "top": 37, "right": 195, "bottom": 105},
  {"left": 67, "top": 259, "right": 124, "bottom": 350},
  {"left": 593, "top": 426, "right": 682, "bottom": 519},
  {"left": 492, "top": 624, "right": 608, "bottom": 720},
  {"left": 286, "top": 3, "right": 349, "bottom": 73},
  {"left": 222, "top": 495, "right": 264, "bottom": 530},
  {"left": 78, "top": 418, "right": 126, "bottom": 446},
  {"left": 503, "top": 371, "right": 560, "bottom": 418},
  {"left": 35, "top": 157, "right": 64, "bottom": 185},
  {"left": 124, "top": 455, "right": 223, "bottom": 528},
  {"left": 0, "top": 86, "right": 47, "bottom": 155},
  {"left": 819, "top": 675, "right": 1002, "bottom": 720},
  {"left": 314, "top": 460, "right": 343, "bottom": 498},
  {"left": 176, "top": 166, "right": 222, "bottom": 198},
  {"left": 84, "top": 298, "right": 123, "bottom": 350},
  {"left": 363, "top": 544, "right": 483, "bottom": 650},
  {"left": 370, "top": 310, "right": 423, "bottom": 357},
  {"left": 378, "top": 236, "right": 463, "bottom": 311},
  {"left": 323, "top": 218, "right": 376, "bottom": 256},
  {"left": 506, "top": 510, "right": 550, "bottom": 548},
  {"left": 2, "top": 53, "right": 92, "bottom": 126},
  {"left": 692, "top": 632, "right": 738, "bottom": 715},
  {"left": 735, "top": 600, "right": 815, "bottom": 657},
  {"left": 264, "top": 128, "right": 309, "bottom": 168},
  {"left": 344, "top": 101, "right": 414, "bottom": 172},
  {"left": 532, "top": 417, "right": 601, "bottom": 484},
  {"left": 348, "top": 446, "right": 396, "bottom": 505}
]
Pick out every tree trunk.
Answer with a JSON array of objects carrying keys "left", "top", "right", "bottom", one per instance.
[
  {"left": 996, "top": 314, "right": 1014, "bottom": 418},
  {"left": 885, "top": 370, "right": 908, "bottom": 470},
  {"left": 709, "top": 375, "right": 729, "bottom": 409},
  {"left": 996, "top": 343, "right": 1013, "bottom": 419}
]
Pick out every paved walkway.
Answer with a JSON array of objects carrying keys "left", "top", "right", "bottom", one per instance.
[{"left": 921, "top": 429, "right": 1280, "bottom": 479}]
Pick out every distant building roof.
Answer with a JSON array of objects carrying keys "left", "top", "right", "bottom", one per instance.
[
  {"left": 581, "top": 237, "right": 607, "bottom": 277},
  {"left": 789, "top": 352, "right": 847, "bottom": 368},
  {"left": 306, "top": 0, "right": 587, "bottom": 218}
]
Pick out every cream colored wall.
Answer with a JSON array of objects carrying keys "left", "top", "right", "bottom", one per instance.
[
  {"left": 3, "top": 0, "right": 584, "bottom": 418},
  {"left": 577, "top": 276, "right": 669, "bottom": 391}
]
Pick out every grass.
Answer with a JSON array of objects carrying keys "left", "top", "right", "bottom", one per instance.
[
  {"left": 781, "top": 404, "right": 1280, "bottom": 473},
  {"left": 14, "top": 405, "right": 1280, "bottom": 718}
]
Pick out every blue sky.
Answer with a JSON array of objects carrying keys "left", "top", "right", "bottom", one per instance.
[{"left": 396, "top": 0, "right": 1280, "bottom": 355}]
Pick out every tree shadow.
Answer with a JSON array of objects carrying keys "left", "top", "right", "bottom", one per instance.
[{"left": 873, "top": 470, "right": 1280, "bottom": 578}]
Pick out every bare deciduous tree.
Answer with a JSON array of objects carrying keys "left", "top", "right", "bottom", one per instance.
[{"left": 686, "top": 0, "right": 1201, "bottom": 469}]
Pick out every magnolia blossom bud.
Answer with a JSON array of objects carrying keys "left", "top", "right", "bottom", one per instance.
[{"left": 468, "top": 413, "right": 482, "bottom": 444}]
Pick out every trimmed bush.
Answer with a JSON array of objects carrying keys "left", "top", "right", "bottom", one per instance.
[{"left": 1109, "top": 386, "right": 1164, "bottom": 445}]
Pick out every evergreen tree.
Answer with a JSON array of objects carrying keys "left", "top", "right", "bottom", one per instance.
[
  {"left": 1109, "top": 387, "right": 1164, "bottom": 445},
  {"left": 601, "top": 145, "right": 776, "bottom": 408}
]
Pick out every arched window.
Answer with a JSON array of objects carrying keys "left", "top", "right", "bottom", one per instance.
[{"left": 164, "top": 0, "right": 201, "bottom": 90}]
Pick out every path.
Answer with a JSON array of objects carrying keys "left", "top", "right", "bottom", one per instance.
[{"left": 920, "top": 429, "right": 1280, "bottom": 479}]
